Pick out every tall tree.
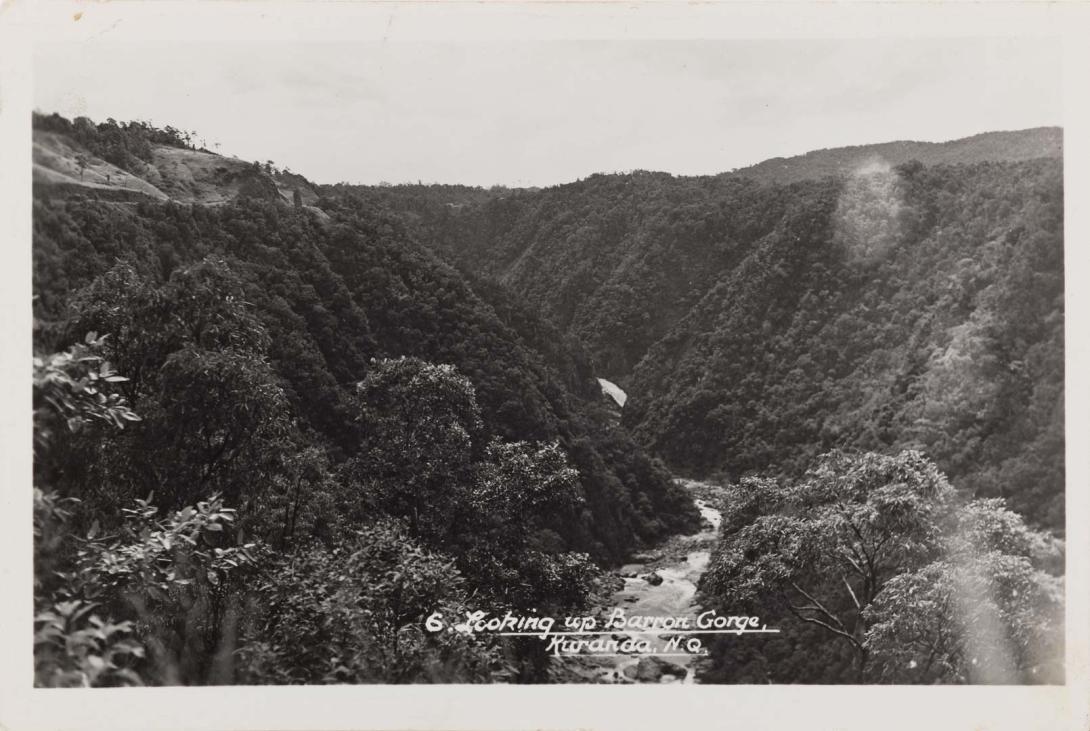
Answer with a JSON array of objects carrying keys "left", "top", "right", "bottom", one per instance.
[{"left": 700, "top": 451, "right": 1063, "bottom": 682}]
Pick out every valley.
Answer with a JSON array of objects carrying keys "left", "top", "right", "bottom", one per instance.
[{"left": 30, "top": 112, "right": 1065, "bottom": 687}]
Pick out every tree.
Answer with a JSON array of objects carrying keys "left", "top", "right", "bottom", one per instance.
[
  {"left": 258, "top": 445, "right": 338, "bottom": 547},
  {"left": 60, "top": 259, "right": 291, "bottom": 519},
  {"left": 699, "top": 450, "right": 1063, "bottom": 682},
  {"left": 241, "top": 522, "right": 505, "bottom": 684},
  {"left": 351, "top": 358, "right": 598, "bottom": 617},
  {"left": 863, "top": 498, "right": 1063, "bottom": 683},
  {"left": 352, "top": 357, "right": 482, "bottom": 541},
  {"left": 33, "top": 337, "right": 262, "bottom": 686},
  {"left": 463, "top": 439, "right": 596, "bottom": 612}
]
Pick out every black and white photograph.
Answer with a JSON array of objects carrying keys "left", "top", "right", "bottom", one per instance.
[{"left": 2, "top": 2, "right": 1089, "bottom": 730}]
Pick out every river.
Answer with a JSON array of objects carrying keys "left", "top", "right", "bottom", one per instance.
[{"left": 560, "top": 479, "right": 725, "bottom": 684}]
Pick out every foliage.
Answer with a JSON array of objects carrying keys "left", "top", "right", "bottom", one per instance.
[
  {"left": 50, "top": 259, "right": 291, "bottom": 523},
  {"left": 33, "top": 182, "right": 700, "bottom": 562},
  {"left": 35, "top": 488, "right": 264, "bottom": 686},
  {"left": 351, "top": 358, "right": 599, "bottom": 615},
  {"left": 33, "top": 337, "right": 262, "bottom": 686},
  {"left": 32, "top": 115, "right": 1063, "bottom": 687},
  {"left": 347, "top": 157, "right": 1064, "bottom": 531},
  {"left": 32, "top": 177, "right": 666, "bottom": 681},
  {"left": 239, "top": 522, "right": 506, "bottom": 684},
  {"left": 352, "top": 357, "right": 483, "bottom": 540},
  {"left": 34, "top": 599, "right": 145, "bottom": 688},
  {"left": 33, "top": 332, "right": 140, "bottom": 455},
  {"left": 462, "top": 439, "right": 598, "bottom": 612},
  {"left": 33, "top": 111, "right": 196, "bottom": 173},
  {"left": 863, "top": 553, "right": 1063, "bottom": 683},
  {"left": 699, "top": 451, "right": 1064, "bottom": 683},
  {"left": 728, "top": 128, "right": 1061, "bottom": 185}
]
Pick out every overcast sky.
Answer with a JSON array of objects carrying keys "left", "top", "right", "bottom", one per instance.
[{"left": 34, "top": 38, "right": 1061, "bottom": 187}]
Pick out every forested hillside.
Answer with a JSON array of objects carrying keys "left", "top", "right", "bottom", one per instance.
[
  {"left": 31, "top": 114, "right": 698, "bottom": 686},
  {"left": 730, "top": 127, "right": 1061, "bottom": 185},
  {"left": 339, "top": 137, "right": 1064, "bottom": 532},
  {"left": 30, "top": 113, "right": 1064, "bottom": 687},
  {"left": 628, "top": 159, "right": 1064, "bottom": 528}
]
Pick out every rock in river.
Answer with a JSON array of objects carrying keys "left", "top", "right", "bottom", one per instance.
[
  {"left": 643, "top": 571, "right": 664, "bottom": 586},
  {"left": 634, "top": 656, "right": 688, "bottom": 682}
]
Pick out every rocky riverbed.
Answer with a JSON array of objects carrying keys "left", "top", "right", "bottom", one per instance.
[{"left": 553, "top": 479, "right": 726, "bottom": 684}]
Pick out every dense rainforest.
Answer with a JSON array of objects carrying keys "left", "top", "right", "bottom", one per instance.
[
  {"left": 31, "top": 113, "right": 1064, "bottom": 686},
  {"left": 340, "top": 137, "right": 1064, "bottom": 532},
  {"left": 32, "top": 113, "right": 698, "bottom": 686},
  {"left": 330, "top": 137, "right": 1065, "bottom": 685}
]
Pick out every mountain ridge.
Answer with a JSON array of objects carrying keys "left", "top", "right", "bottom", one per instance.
[
  {"left": 726, "top": 126, "right": 1062, "bottom": 185},
  {"left": 33, "top": 113, "right": 1061, "bottom": 200}
]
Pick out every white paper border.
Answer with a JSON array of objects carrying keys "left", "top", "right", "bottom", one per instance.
[{"left": 1, "top": 2, "right": 1088, "bottom": 730}]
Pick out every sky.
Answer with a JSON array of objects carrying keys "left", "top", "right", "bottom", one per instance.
[{"left": 34, "top": 38, "right": 1062, "bottom": 188}]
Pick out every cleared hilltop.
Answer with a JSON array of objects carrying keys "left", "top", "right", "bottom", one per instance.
[{"left": 32, "top": 113, "right": 323, "bottom": 210}]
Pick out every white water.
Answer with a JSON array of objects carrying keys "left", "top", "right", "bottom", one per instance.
[
  {"left": 588, "top": 482, "right": 723, "bottom": 684},
  {"left": 597, "top": 377, "right": 628, "bottom": 408}
]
